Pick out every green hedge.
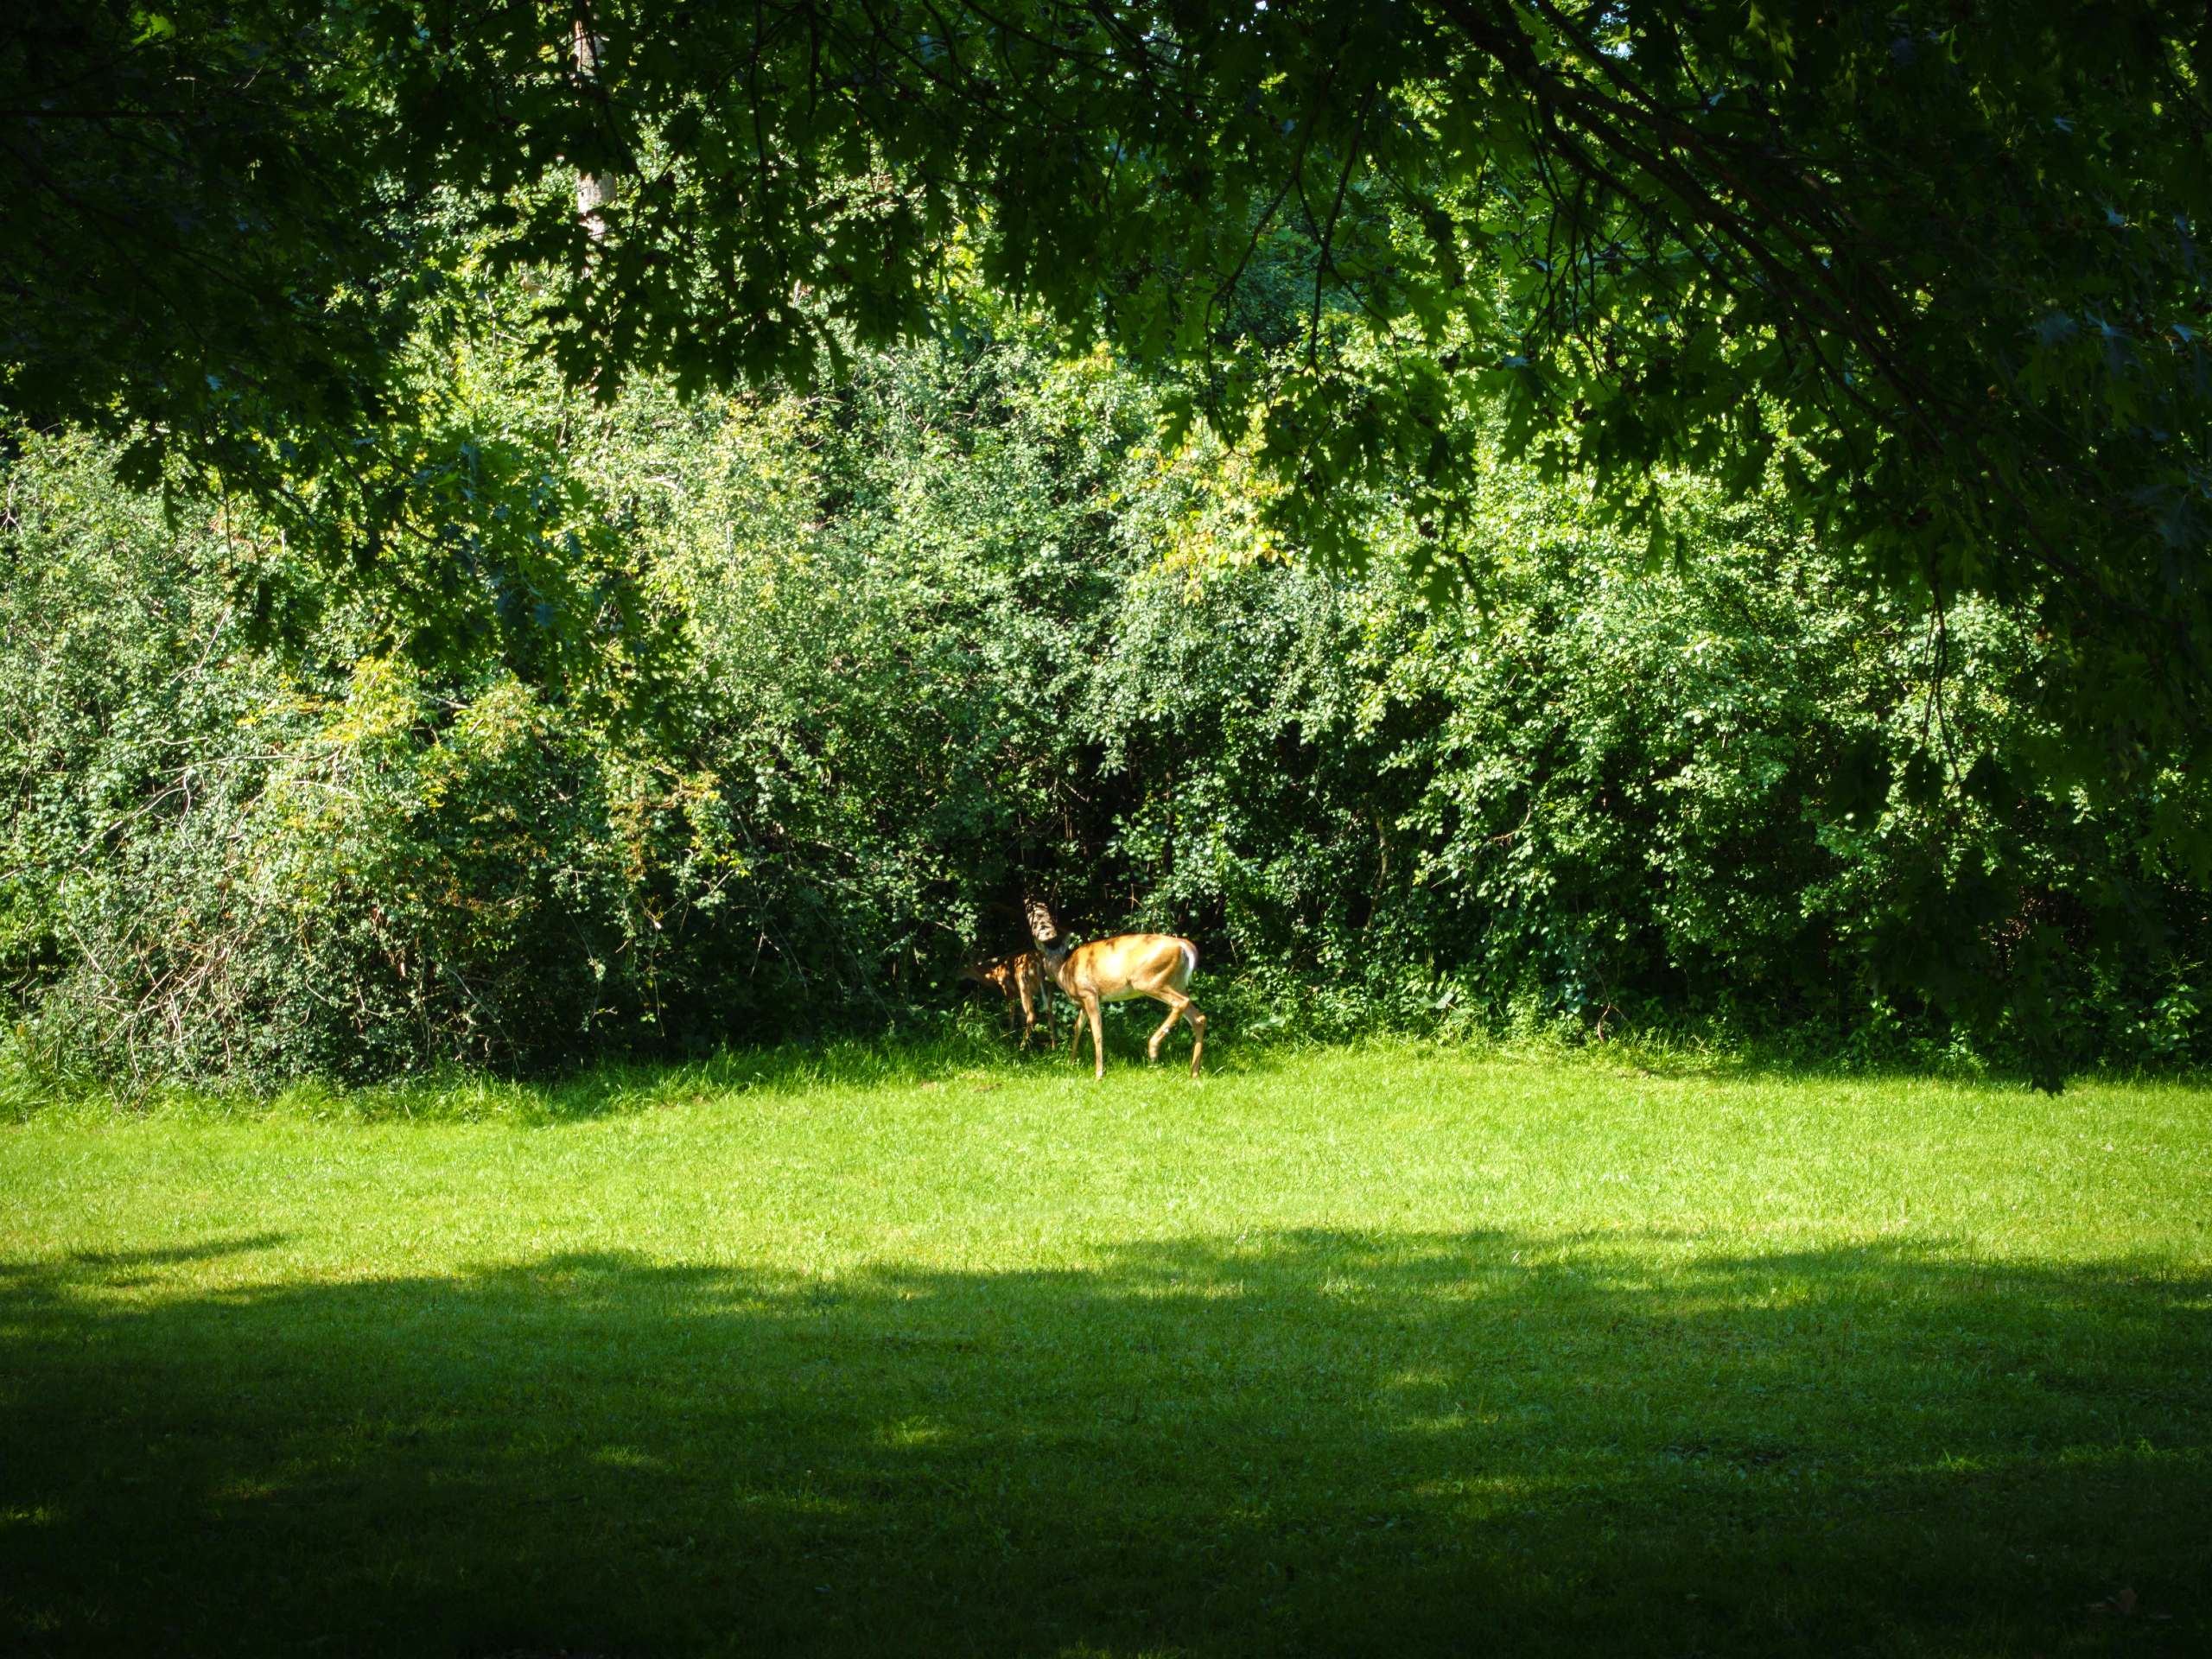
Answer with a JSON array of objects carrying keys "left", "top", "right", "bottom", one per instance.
[{"left": 3, "top": 314, "right": 2204, "bottom": 1085}]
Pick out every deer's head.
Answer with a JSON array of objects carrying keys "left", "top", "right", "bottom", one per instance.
[{"left": 1023, "top": 896, "right": 1071, "bottom": 967}]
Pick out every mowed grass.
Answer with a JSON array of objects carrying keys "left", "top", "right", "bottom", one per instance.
[{"left": 2, "top": 1040, "right": 2209, "bottom": 1657}]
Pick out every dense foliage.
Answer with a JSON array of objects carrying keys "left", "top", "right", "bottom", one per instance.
[
  {"left": 8, "top": 3, "right": 2209, "bottom": 790},
  {"left": 5, "top": 309, "right": 2206, "bottom": 1087}
]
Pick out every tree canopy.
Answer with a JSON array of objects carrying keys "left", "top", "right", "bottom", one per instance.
[{"left": 6, "top": 2, "right": 2210, "bottom": 774}]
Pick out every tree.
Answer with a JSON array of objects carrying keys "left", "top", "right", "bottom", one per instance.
[{"left": 6, "top": 2, "right": 2209, "bottom": 788}]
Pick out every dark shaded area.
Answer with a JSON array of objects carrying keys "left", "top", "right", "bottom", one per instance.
[{"left": 1, "top": 1230, "right": 2205, "bottom": 1656}]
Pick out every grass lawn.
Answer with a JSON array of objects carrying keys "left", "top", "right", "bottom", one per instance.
[{"left": 2, "top": 1040, "right": 2208, "bottom": 1656}]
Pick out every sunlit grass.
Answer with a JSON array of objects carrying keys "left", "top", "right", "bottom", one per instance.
[{"left": 2, "top": 1042, "right": 2207, "bottom": 1655}]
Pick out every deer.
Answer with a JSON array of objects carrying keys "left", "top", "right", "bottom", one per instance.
[
  {"left": 1024, "top": 898, "right": 1206, "bottom": 1079},
  {"left": 960, "top": 950, "right": 1052, "bottom": 1049}
]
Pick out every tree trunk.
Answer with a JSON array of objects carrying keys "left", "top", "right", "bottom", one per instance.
[{"left": 572, "top": 16, "right": 613, "bottom": 240}]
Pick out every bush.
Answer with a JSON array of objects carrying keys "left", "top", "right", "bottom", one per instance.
[{"left": 3, "top": 313, "right": 2205, "bottom": 1086}]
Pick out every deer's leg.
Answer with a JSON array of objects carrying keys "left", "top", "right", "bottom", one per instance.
[
  {"left": 1144, "top": 995, "right": 1184, "bottom": 1063},
  {"left": 1015, "top": 977, "right": 1038, "bottom": 1049},
  {"left": 1143, "top": 987, "right": 1205, "bottom": 1075},
  {"left": 1085, "top": 994, "right": 1106, "bottom": 1080}
]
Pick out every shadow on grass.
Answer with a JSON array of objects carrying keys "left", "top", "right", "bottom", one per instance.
[
  {"left": 1496, "top": 1021, "right": 2212, "bottom": 1094},
  {"left": 3, "top": 1230, "right": 2206, "bottom": 1656}
]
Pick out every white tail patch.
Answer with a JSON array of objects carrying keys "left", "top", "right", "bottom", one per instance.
[{"left": 1179, "top": 942, "right": 1198, "bottom": 982}]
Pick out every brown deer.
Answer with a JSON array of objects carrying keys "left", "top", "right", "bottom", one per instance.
[
  {"left": 960, "top": 950, "right": 1052, "bottom": 1049},
  {"left": 1024, "top": 899, "right": 1206, "bottom": 1079}
]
